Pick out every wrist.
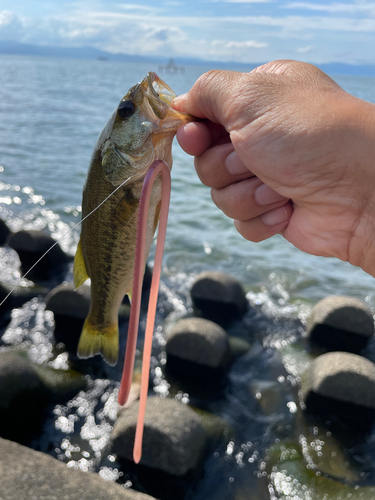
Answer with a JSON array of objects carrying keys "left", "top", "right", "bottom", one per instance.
[{"left": 345, "top": 97, "right": 375, "bottom": 276}]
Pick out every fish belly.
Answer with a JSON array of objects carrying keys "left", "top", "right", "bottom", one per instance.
[{"left": 75, "top": 151, "right": 162, "bottom": 365}]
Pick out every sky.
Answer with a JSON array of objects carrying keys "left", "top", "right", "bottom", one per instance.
[{"left": 0, "top": 0, "right": 375, "bottom": 65}]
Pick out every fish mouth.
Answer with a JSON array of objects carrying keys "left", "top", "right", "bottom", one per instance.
[
  {"left": 143, "top": 72, "right": 175, "bottom": 119},
  {"left": 112, "top": 72, "right": 195, "bottom": 180},
  {"left": 142, "top": 72, "right": 194, "bottom": 131}
]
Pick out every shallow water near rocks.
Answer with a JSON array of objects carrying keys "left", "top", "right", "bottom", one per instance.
[{"left": 1, "top": 55, "right": 375, "bottom": 499}]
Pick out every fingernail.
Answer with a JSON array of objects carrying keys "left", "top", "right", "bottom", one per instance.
[
  {"left": 255, "top": 183, "right": 286, "bottom": 205},
  {"left": 262, "top": 206, "right": 288, "bottom": 226},
  {"left": 225, "top": 151, "right": 248, "bottom": 175}
]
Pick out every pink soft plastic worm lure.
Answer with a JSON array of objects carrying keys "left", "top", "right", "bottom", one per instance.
[{"left": 118, "top": 159, "right": 171, "bottom": 463}]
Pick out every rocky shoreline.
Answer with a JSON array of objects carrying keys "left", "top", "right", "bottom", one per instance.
[{"left": 1, "top": 225, "right": 375, "bottom": 499}]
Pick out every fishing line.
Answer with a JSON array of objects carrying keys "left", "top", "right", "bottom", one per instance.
[{"left": 0, "top": 177, "right": 131, "bottom": 307}]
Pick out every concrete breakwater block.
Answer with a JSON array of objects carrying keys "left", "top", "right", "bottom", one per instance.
[
  {"left": 0, "top": 281, "right": 46, "bottom": 310},
  {"left": 166, "top": 317, "right": 231, "bottom": 368},
  {"left": 0, "top": 350, "right": 87, "bottom": 442},
  {"left": 306, "top": 295, "right": 374, "bottom": 353},
  {"left": 0, "top": 351, "right": 49, "bottom": 442},
  {"left": 46, "top": 283, "right": 90, "bottom": 354},
  {"left": 302, "top": 351, "right": 375, "bottom": 429},
  {"left": 0, "top": 437, "right": 155, "bottom": 500},
  {"left": 111, "top": 397, "right": 207, "bottom": 476},
  {"left": 0, "top": 218, "right": 11, "bottom": 246},
  {"left": 7, "top": 229, "right": 69, "bottom": 281},
  {"left": 190, "top": 271, "right": 248, "bottom": 324},
  {"left": 0, "top": 281, "right": 46, "bottom": 328},
  {"left": 33, "top": 364, "right": 87, "bottom": 404},
  {"left": 45, "top": 283, "right": 131, "bottom": 376}
]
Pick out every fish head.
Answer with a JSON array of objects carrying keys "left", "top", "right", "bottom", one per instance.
[{"left": 100, "top": 72, "right": 193, "bottom": 186}]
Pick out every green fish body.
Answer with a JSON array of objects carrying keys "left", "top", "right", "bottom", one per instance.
[{"left": 73, "top": 72, "right": 193, "bottom": 365}]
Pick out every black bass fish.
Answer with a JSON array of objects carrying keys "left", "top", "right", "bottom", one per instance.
[{"left": 73, "top": 72, "right": 194, "bottom": 366}]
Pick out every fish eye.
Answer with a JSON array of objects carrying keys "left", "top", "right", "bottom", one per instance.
[{"left": 117, "top": 100, "right": 136, "bottom": 119}]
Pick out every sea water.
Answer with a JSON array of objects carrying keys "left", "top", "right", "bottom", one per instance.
[
  {"left": 1, "top": 54, "right": 375, "bottom": 499},
  {"left": 1, "top": 55, "right": 375, "bottom": 305}
]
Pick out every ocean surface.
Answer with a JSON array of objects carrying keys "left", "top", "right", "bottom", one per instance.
[
  {"left": 1, "top": 55, "right": 375, "bottom": 306},
  {"left": 1, "top": 54, "right": 375, "bottom": 499}
]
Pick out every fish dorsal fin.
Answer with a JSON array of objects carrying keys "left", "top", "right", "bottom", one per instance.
[{"left": 73, "top": 238, "right": 89, "bottom": 289}]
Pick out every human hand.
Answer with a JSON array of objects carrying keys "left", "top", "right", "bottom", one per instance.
[{"left": 173, "top": 61, "right": 375, "bottom": 276}]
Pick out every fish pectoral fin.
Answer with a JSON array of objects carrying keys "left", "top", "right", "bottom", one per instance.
[
  {"left": 113, "top": 185, "right": 141, "bottom": 226},
  {"left": 73, "top": 239, "right": 89, "bottom": 289},
  {"left": 153, "top": 200, "right": 161, "bottom": 234},
  {"left": 77, "top": 319, "right": 119, "bottom": 366}
]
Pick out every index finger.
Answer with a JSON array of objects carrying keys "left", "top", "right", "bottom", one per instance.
[{"left": 176, "top": 120, "right": 229, "bottom": 157}]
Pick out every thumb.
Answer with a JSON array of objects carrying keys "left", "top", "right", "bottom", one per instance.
[{"left": 172, "top": 70, "right": 248, "bottom": 127}]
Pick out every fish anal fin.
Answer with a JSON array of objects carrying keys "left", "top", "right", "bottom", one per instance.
[
  {"left": 77, "top": 319, "right": 119, "bottom": 366},
  {"left": 73, "top": 239, "right": 89, "bottom": 289}
]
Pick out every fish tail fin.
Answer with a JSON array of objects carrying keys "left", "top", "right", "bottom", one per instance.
[{"left": 77, "top": 318, "right": 119, "bottom": 366}]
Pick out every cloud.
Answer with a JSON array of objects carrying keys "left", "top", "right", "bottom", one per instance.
[
  {"left": 54, "top": 10, "right": 375, "bottom": 39},
  {"left": 207, "top": 39, "right": 268, "bottom": 62},
  {"left": 118, "top": 3, "right": 159, "bottom": 11},
  {"left": 51, "top": 9, "right": 272, "bottom": 60},
  {"left": 296, "top": 44, "right": 315, "bottom": 53},
  {"left": 0, "top": 10, "right": 27, "bottom": 39},
  {"left": 214, "top": 0, "right": 271, "bottom": 3},
  {"left": 221, "top": 14, "right": 375, "bottom": 32},
  {"left": 212, "top": 39, "right": 267, "bottom": 48},
  {"left": 0, "top": 10, "right": 14, "bottom": 25},
  {"left": 284, "top": 2, "right": 375, "bottom": 14},
  {"left": 1, "top": 4, "right": 375, "bottom": 65}
]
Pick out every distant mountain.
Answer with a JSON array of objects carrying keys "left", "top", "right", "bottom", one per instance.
[
  {"left": 317, "top": 62, "right": 375, "bottom": 77},
  {"left": 0, "top": 40, "right": 375, "bottom": 77},
  {"left": 0, "top": 40, "right": 161, "bottom": 63}
]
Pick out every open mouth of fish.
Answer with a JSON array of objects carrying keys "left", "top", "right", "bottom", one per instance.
[
  {"left": 114, "top": 72, "right": 188, "bottom": 170},
  {"left": 145, "top": 71, "right": 176, "bottom": 112}
]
